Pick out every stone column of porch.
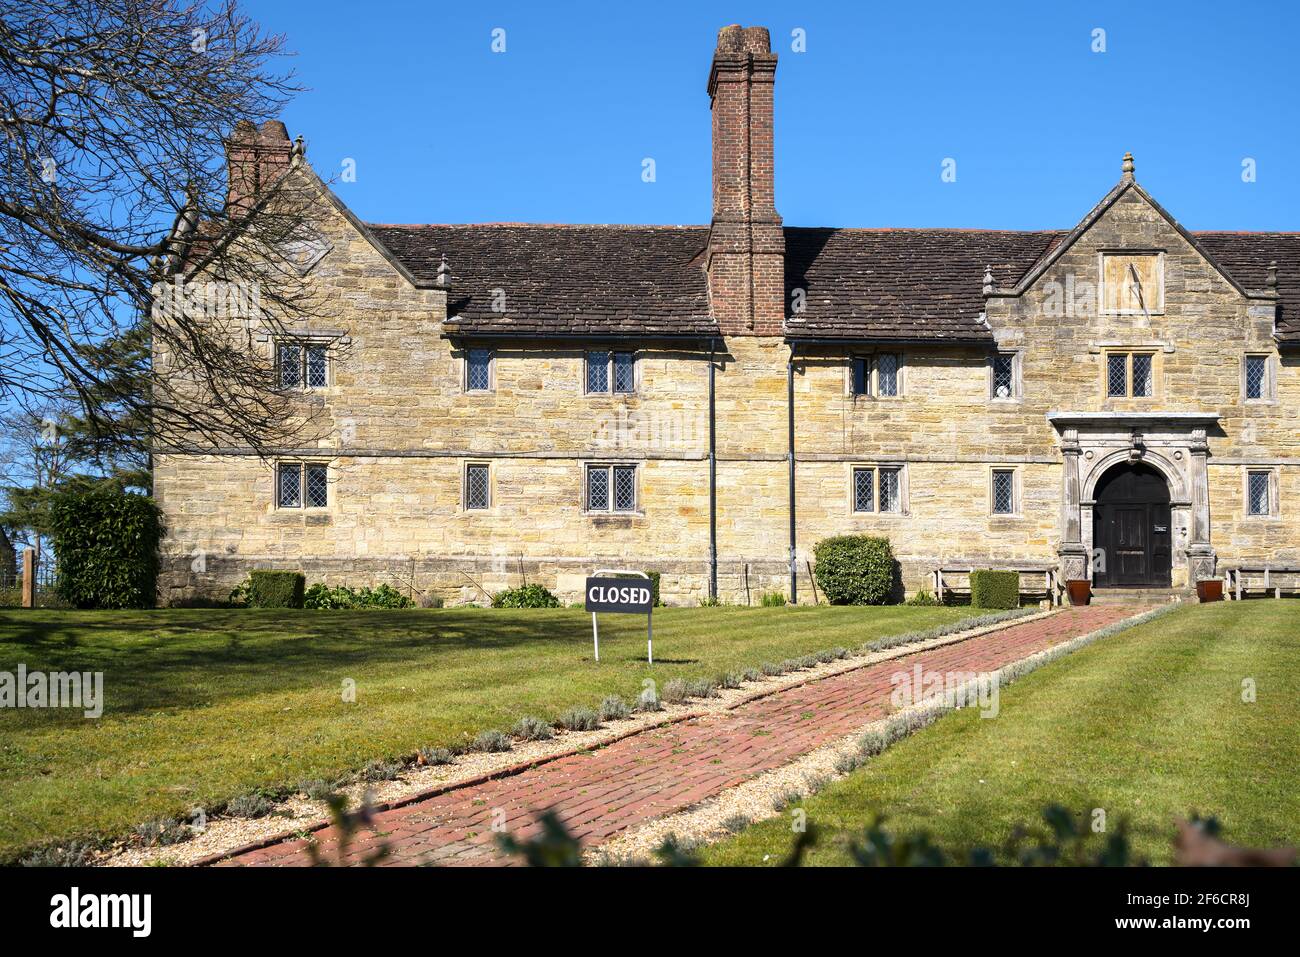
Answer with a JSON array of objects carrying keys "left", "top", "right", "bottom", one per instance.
[
  {"left": 1058, "top": 427, "right": 1090, "bottom": 582},
  {"left": 1186, "top": 427, "right": 1216, "bottom": 582}
]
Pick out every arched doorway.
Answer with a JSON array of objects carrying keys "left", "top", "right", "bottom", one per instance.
[{"left": 1092, "top": 462, "right": 1172, "bottom": 587}]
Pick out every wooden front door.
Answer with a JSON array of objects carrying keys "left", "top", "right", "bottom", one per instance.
[{"left": 1093, "top": 464, "right": 1172, "bottom": 588}]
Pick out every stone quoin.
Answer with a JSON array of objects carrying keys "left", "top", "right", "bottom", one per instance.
[{"left": 154, "top": 25, "right": 1300, "bottom": 606}]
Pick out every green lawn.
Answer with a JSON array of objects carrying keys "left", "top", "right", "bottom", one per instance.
[
  {"left": 702, "top": 601, "right": 1300, "bottom": 866},
  {"left": 0, "top": 604, "right": 970, "bottom": 861}
]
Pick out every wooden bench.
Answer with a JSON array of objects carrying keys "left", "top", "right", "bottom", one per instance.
[
  {"left": 932, "top": 564, "right": 1060, "bottom": 606},
  {"left": 1223, "top": 565, "right": 1300, "bottom": 600}
]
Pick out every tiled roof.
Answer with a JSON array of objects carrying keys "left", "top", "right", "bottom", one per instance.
[
  {"left": 783, "top": 228, "right": 1064, "bottom": 341},
  {"left": 366, "top": 222, "right": 1300, "bottom": 344},
  {"left": 1194, "top": 232, "right": 1300, "bottom": 342},
  {"left": 366, "top": 223, "right": 714, "bottom": 337}
]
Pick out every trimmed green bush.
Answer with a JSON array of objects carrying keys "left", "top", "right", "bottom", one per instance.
[
  {"left": 812, "top": 535, "right": 897, "bottom": 605},
  {"left": 970, "top": 570, "right": 1020, "bottom": 609},
  {"left": 246, "top": 570, "right": 306, "bottom": 609},
  {"left": 49, "top": 488, "right": 161, "bottom": 609},
  {"left": 492, "top": 584, "right": 561, "bottom": 608}
]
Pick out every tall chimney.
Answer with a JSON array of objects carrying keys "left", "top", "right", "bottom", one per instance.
[
  {"left": 225, "top": 119, "right": 293, "bottom": 216},
  {"left": 707, "top": 25, "right": 784, "bottom": 336}
]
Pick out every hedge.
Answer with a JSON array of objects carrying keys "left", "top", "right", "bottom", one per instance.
[
  {"left": 812, "top": 535, "right": 897, "bottom": 605},
  {"left": 49, "top": 488, "right": 161, "bottom": 609},
  {"left": 970, "top": 570, "right": 1020, "bottom": 609},
  {"left": 613, "top": 571, "right": 661, "bottom": 606},
  {"left": 247, "top": 570, "right": 306, "bottom": 608}
]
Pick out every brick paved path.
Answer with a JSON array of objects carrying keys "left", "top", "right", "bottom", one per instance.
[{"left": 220, "top": 604, "right": 1145, "bottom": 867}]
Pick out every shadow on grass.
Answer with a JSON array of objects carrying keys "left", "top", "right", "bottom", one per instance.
[{"left": 0, "top": 604, "right": 963, "bottom": 726}]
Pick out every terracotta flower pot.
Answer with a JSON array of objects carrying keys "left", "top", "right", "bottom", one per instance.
[
  {"left": 1066, "top": 579, "right": 1091, "bottom": 606},
  {"left": 1196, "top": 579, "right": 1223, "bottom": 603}
]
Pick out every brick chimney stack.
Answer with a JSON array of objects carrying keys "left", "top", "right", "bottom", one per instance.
[
  {"left": 225, "top": 119, "right": 293, "bottom": 215},
  {"left": 707, "top": 25, "right": 784, "bottom": 336}
]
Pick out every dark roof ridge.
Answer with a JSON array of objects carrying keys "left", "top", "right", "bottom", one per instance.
[{"left": 366, "top": 221, "right": 708, "bottom": 230}]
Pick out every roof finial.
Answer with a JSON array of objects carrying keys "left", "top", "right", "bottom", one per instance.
[
  {"left": 436, "top": 253, "right": 451, "bottom": 287},
  {"left": 291, "top": 134, "right": 305, "bottom": 161},
  {"left": 982, "top": 265, "right": 995, "bottom": 296},
  {"left": 1266, "top": 260, "right": 1278, "bottom": 291},
  {"left": 1121, "top": 151, "right": 1135, "bottom": 183}
]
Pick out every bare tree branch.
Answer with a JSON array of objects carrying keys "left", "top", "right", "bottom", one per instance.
[{"left": 0, "top": 0, "right": 332, "bottom": 460}]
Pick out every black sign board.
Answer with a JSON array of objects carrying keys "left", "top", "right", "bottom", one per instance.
[{"left": 584, "top": 577, "right": 654, "bottom": 614}]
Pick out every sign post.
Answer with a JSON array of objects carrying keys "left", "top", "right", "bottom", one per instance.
[{"left": 584, "top": 569, "right": 654, "bottom": 664}]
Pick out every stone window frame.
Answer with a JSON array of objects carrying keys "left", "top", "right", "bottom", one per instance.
[
  {"left": 1098, "top": 250, "right": 1166, "bottom": 317},
  {"left": 584, "top": 350, "right": 638, "bottom": 396},
  {"left": 1242, "top": 353, "right": 1276, "bottom": 403},
  {"left": 274, "top": 459, "right": 331, "bottom": 510},
  {"left": 1243, "top": 467, "right": 1279, "bottom": 519},
  {"left": 583, "top": 461, "right": 641, "bottom": 515},
  {"left": 464, "top": 348, "right": 495, "bottom": 394},
  {"left": 275, "top": 338, "right": 332, "bottom": 392},
  {"left": 848, "top": 351, "right": 906, "bottom": 399},
  {"left": 1101, "top": 349, "right": 1159, "bottom": 401},
  {"left": 847, "top": 462, "right": 909, "bottom": 516},
  {"left": 463, "top": 461, "right": 492, "bottom": 512},
  {"left": 988, "top": 466, "right": 1021, "bottom": 517},
  {"left": 987, "top": 350, "right": 1022, "bottom": 402}
]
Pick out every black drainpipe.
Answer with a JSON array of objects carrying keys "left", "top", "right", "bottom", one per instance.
[
  {"left": 708, "top": 338, "right": 718, "bottom": 601},
  {"left": 787, "top": 344, "right": 797, "bottom": 603}
]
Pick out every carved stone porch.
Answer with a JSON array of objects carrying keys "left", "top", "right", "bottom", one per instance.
[{"left": 1048, "top": 412, "right": 1220, "bottom": 590}]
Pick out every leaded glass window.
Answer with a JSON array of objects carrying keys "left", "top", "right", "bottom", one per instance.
[
  {"left": 586, "top": 466, "right": 609, "bottom": 511},
  {"left": 465, "top": 464, "right": 489, "bottom": 510},
  {"left": 277, "top": 463, "right": 301, "bottom": 508},
  {"left": 1247, "top": 471, "right": 1270, "bottom": 516},
  {"left": 278, "top": 462, "right": 331, "bottom": 508},
  {"left": 1132, "top": 354, "right": 1153, "bottom": 397},
  {"left": 587, "top": 465, "right": 637, "bottom": 512},
  {"left": 305, "top": 464, "right": 329, "bottom": 508},
  {"left": 878, "top": 468, "right": 901, "bottom": 513},
  {"left": 278, "top": 343, "right": 302, "bottom": 389},
  {"left": 612, "top": 352, "right": 636, "bottom": 393},
  {"left": 853, "top": 468, "right": 874, "bottom": 512},
  {"left": 1107, "top": 354, "right": 1128, "bottom": 397},
  {"left": 306, "top": 345, "right": 328, "bottom": 388},
  {"left": 877, "top": 353, "right": 899, "bottom": 397},
  {"left": 1245, "top": 355, "right": 1268, "bottom": 400},
  {"left": 992, "top": 469, "right": 1015, "bottom": 514},
  {"left": 278, "top": 341, "right": 329, "bottom": 389},
  {"left": 613, "top": 466, "right": 637, "bottom": 511},
  {"left": 992, "top": 354, "right": 1015, "bottom": 399},
  {"left": 467, "top": 349, "right": 492, "bottom": 391},
  {"left": 586, "top": 351, "right": 610, "bottom": 393}
]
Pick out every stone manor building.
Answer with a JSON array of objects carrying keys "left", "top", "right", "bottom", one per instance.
[{"left": 155, "top": 25, "right": 1300, "bottom": 606}]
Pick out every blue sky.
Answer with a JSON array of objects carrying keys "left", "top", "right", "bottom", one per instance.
[{"left": 248, "top": 0, "right": 1297, "bottom": 231}]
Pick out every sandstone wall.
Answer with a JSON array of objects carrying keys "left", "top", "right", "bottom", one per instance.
[{"left": 156, "top": 173, "right": 1298, "bottom": 606}]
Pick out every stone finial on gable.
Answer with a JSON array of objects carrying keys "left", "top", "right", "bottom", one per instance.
[
  {"left": 291, "top": 134, "right": 306, "bottom": 165},
  {"left": 1266, "top": 260, "right": 1278, "bottom": 292},
  {"left": 982, "top": 265, "right": 995, "bottom": 297},
  {"left": 436, "top": 253, "right": 451, "bottom": 287},
  {"left": 1121, "top": 151, "right": 1135, "bottom": 183}
]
